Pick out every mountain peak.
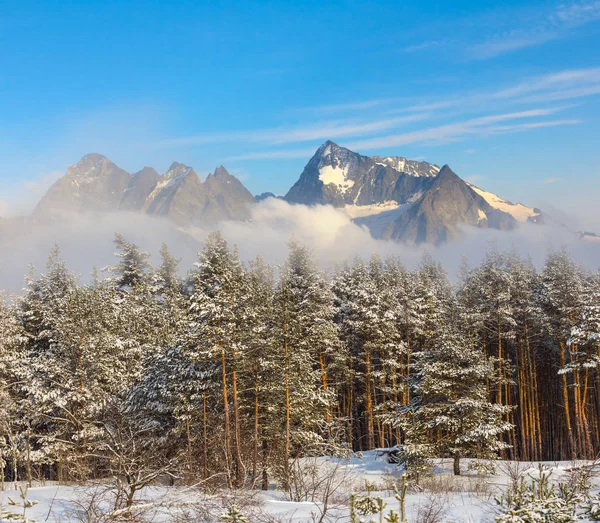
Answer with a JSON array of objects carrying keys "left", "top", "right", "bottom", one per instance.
[
  {"left": 213, "top": 165, "right": 230, "bottom": 179},
  {"left": 316, "top": 140, "right": 344, "bottom": 156},
  {"left": 78, "top": 152, "right": 108, "bottom": 163},
  {"left": 436, "top": 165, "right": 457, "bottom": 179},
  {"left": 167, "top": 161, "right": 188, "bottom": 171},
  {"left": 164, "top": 162, "right": 194, "bottom": 180},
  {"left": 69, "top": 153, "right": 110, "bottom": 177}
]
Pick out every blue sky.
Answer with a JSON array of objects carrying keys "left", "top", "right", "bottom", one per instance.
[{"left": 1, "top": 0, "right": 600, "bottom": 227}]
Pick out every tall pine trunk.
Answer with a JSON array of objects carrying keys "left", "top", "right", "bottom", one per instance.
[
  {"left": 231, "top": 350, "right": 244, "bottom": 488},
  {"left": 220, "top": 342, "right": 233, "bottom": 486}
]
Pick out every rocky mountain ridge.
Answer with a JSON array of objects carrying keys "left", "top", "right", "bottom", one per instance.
[
  {"left": 10, "top": 142, "right": 547, "bottom": 245},
  {"left": 33, "top": 154, "right": 256, "bottom": 226},
  {"left": 284, "top": 141, "right": 542, "bottom": 244}
]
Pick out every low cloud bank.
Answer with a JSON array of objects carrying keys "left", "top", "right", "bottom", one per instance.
[{"left": 1, "top": 198, "right": 598, "bottom": 293}]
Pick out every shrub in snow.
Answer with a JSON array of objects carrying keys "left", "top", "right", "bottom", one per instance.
[
  {"left": 582, "top": 493, "right": 600, "bottom": 520},
  {"left": 383, "top": 509, "right": 401, "bottom": 522},
  {"left": 468, "top": 459, "right": 498, "bottom": 475},
  {"left": 350, "top": 485, "right": 389, "bottom": 523},
  {"left": 495, "top": 464, "right": 579, "bottom": 523},
  {"left": 2, "top": 486, "right": 38, "bottom": 523},
  {"left": 395, "top": 443, "right": 433, "bottom": 483},
  {"left": 219, "top": 505, "right": 248, "bottom": 522}
]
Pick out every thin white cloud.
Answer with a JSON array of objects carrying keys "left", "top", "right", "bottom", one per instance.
[
  {"left": 485, "top": 119, "right": 581, "bottom": 134},
  {"left": 544, "top": 177, "right": 561, "bottom": 184},
  {"left": 493, "top": 68, "right": 600, "bottom": 98},
  {"left": 468, "top": 1, "right": 600, "bottom": 59},
  {"left": 226, "top": 148, "right": 319, "bottom": 161},
  {"left": 297, "top": 98, "right": 399, "bottom": 113},
  {"left": 156, "top": 67, "right": 600, "bottom": 164},
  {"left": 346, "top": 108, "right": 567, "bottom": 150},
  {"left": 554, "top": 0, "right": 600, "bottom": 24},
  {"left": 22, "top": 170, "right": 63, "bottom": 195},
  {"left": 230, "top": 109, "right": 575, "bottom": 159},
  {"left": 1, "top": 170, "right": 65, "bottom": 215},
  {"left": 161, "top": 113, "right": 432, "bottom": 148},
  {"left": 515, "top": 85, "right": 600, "bottom": 104},
  {"left": 402, "top": 40, "right": 442, "bottom": 53},
  {"left": 469, "top": 30, "right": 560, "bottom": 60}
]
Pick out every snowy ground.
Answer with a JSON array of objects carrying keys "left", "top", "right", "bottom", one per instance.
[{"left": 1, "top": 452, "right": 599, "bottom": 522}]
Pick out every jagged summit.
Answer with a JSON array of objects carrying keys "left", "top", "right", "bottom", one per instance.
[
  {"left": 285, "top": 142, "right": 542, "bottom": 245},
  {"left": 213, "top": 165, "right": 230, "bottom": 179},
  {"left": 285, "top": 140, "right": 439, "bottom": 208},
  {"left": 33, "top": 154, "right": 256, "bottom": 225},
  {"left": 66, "top": 153, "right": 117, "bottom": 181},
  {"left": 372, "top": 155, "right": 440, "bottom": 177},
  {"left": 25, "top": 143, "right": 549, "bottom": 246},
  {"left": 72, "top": 152, "right": 108, "bottom": 167}
]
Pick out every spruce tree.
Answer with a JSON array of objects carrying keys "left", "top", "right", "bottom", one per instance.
[{"left": 401, "top": 325, "right": 513, "bottom": 475}]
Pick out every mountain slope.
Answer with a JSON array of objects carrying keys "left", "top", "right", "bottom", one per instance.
[
  {"left": 34, "top": 153, "right": 131, "bottom": 218},
  {"left": 18, "top": 144, "right": 548, "bottom": 246},
  {"left": 120, "top": 167, "right": 159, "bottom": 211},
  {"left": 285, "top": 141, "right": 541, "bottom": 245},
  {"left": 33, "top": 155, "right": 255, "bottom": 227},
  {"left": 285, "top": 141, "right": 437, "bottom": 207},
  {"left": 380, "top": 166, "right": 517, "bottom": 244},
  {"left": 203, "top": 166, "right": 256, "bottom": 221}
]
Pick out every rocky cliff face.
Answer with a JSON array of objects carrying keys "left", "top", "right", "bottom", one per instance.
[
  {"left": 285, "top": 141, "right": 541, "bottom": 245},
  {"left": 120, "top": 167, "right": 159, "bottom": 211},
  {"left": 380, "top": 165, "right": 518, "bottom": 245},
  {"left": 285, "top": 141, "right": 438, "bottom": 207},
  {"left": 203, "top": 166, "right": 256, "bottom": 221}
]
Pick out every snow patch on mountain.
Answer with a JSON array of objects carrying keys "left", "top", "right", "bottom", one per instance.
[
  {"left": 318, "top": 164, "right": 354, "bottom": 193},
  {"left": 468, "top": 184, "right": 539, "bottom": 223},
  {"left": 144, "top": 164, "right": 193, "bottom": 205},
  {"left": 374, "top": 156, "right": 440, "bottom": 177}
]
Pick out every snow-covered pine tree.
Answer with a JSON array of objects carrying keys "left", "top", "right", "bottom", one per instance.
[
  {"left": 15, "top": 246, "right": 79, "bottom": 481},
  {"left": 243, "top": 256, "right": 278, "bottom": 489},
  {"left": 539, "top": 249, "right": 588, "bottom": 458},
  {"left": 401, "top": 325, "right": 513, "bottom": 475},
  {"left": 375, "top": 256, "right": 409, "bottom": 448},
  {"left": 0, "top": 293, "right": 28, "bottom": 489},
  {"left": 274, "top": 239, "right": 339, "bottom": 493},
  {"left": 409, "top": 254, "right": 454, "bottom": 350},
  {"left": 103, "top": 233, "right": 151, "bottom": 290},
  {"left": 456, "top": 250, "right": 517, "bottom": 454},
  {"left": 186, "top": 231, "right": 247, "bottom": 488},
  {"left": 155, "top": 242, "right": 182, "bottom": 292}
]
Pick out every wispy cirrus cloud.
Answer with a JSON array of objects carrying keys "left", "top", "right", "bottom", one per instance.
[
  {"left": 297, "top": 98, "right": 400, "bottom": 114},
  {"left": 544, "top": 177, "right": 561, "bottom": 184},
  {"left": 346, "top": 109, "right": 573, "bottom": 150},
  {"left": 493, "top": 68, "right": 600, "bottom": 98},
  {"left": 226, "top": 148, "right": 319, "bottom": 161},
  {"left": 402, "top": 40, "right": 443, "bottom": 53},
  {"left": 160, "top": 112, "right": 432, "bottom": 147},
  {"left": 468, "top": 1, "right": 600, "bottom": 59},
  {"left": 229, "top": 108, "right": 578, "bottom": 160},
  {"left": 162, "top": 67, "right": 599, "bottom": 163}
]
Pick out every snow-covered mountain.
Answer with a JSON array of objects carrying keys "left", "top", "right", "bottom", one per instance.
[
  {"left": 13, "top": 143, "right": 555, "bottom": 246},
  {"left": 33, "top": 155, "right": 256, "bottom": 226},
  {"left": 285, "top": 141, "right": 438, "bottom": 207},
  {"left": 284, "top": 141, "right": 543, "bottom": 245}
]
